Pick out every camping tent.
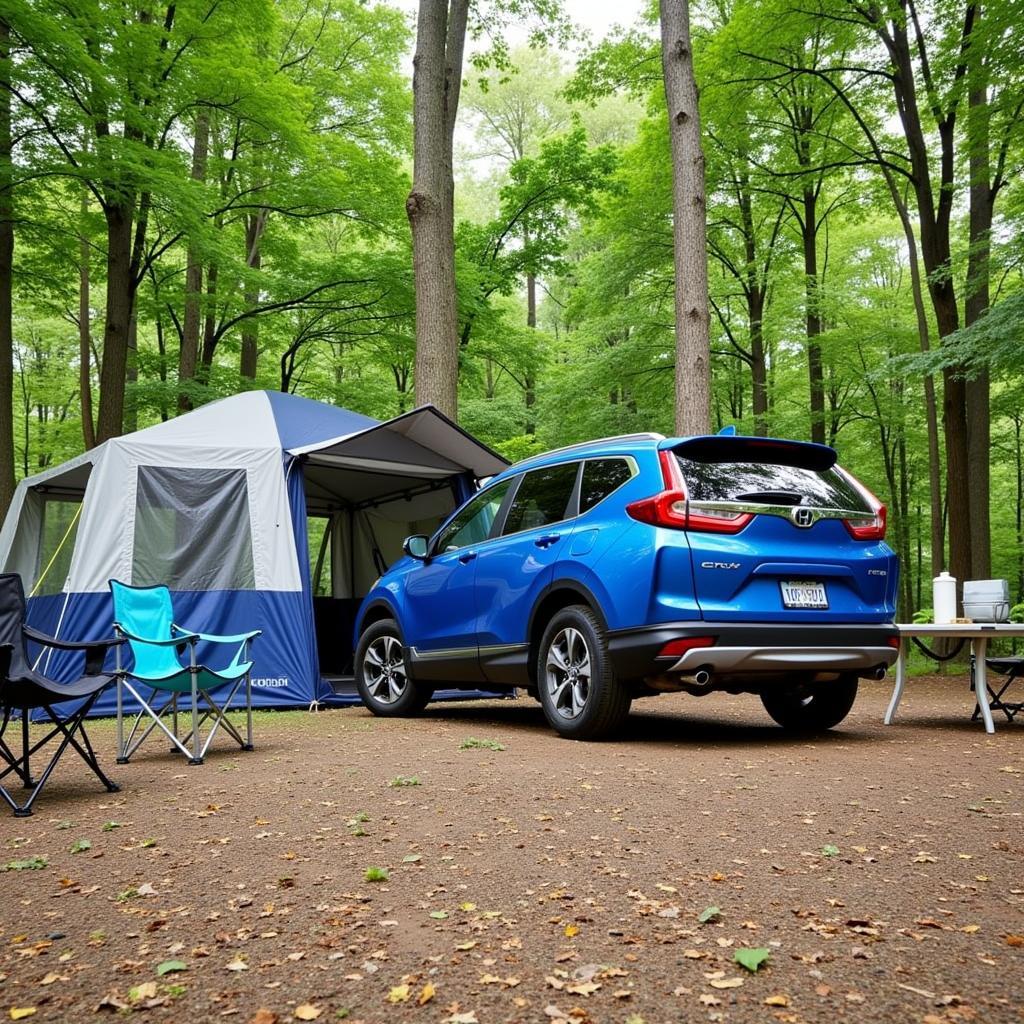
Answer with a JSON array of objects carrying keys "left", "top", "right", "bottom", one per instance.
[{"left": 0, "top": 391, "right": 508, "bottom": 714}]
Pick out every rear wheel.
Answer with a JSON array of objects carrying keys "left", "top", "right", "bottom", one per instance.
[
  {"left": 760, "top": 674, "right": 858, "bottom": 732},
  {"left": 355, "top": 618, "right": 433, "bottom": 717},
  {"left": 538, "top": 605, "right": 631, "bottom": 740}
]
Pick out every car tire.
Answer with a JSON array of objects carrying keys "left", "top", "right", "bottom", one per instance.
[
  {"left": 537, "top": 605, "right": 631, "bottom": 740},
  {"left": 760, "top": 674, "right": 858, "bottom": 732},
  {"left": 355, "top": 618, "right": 434, "bottom": 717}
]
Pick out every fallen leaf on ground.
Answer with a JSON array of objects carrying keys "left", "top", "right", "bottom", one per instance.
[
  {"left": 418, "top": 982, "right": 435, "bottom": 1005},
  {"left": 9, "top": 1010, "right": 37, "bottom": 1021},
  {"left": 250, "top": 1011, "right": 278, "bottom": 1024},
  {"left": 735, "top": 947, "right": 770, "bottom": 972},
  {"left": 710, "top": 978, "right": 744, "bottom": 989},
  {"left": 294, "top": 1006, "right": 321, "bottom": 1021},
  {"left": 764, "top": 994, "right": 790, "bottom": 1007},
  {"left": 387, "top": 985, "right": 410, "bottom": 1003}
]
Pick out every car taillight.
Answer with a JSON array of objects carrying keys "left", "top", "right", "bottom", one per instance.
[
  {"left": 837, "top": 467, "right": 887, "bottom": 540},
  {"left": 625, "top": 450, "right": 753, "bottom": 533},
  {"left": 657, "top": 636, "right": 716, "bottom": 658}
]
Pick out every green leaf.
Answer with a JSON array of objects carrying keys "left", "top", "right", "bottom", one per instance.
[
  {"left": 70, "top": 838, "right": 92, "bottom": 854},
  {"left": 734, "top": 947, "right": 770, "bottom": 972},
  {"left": 156, "top": 960, "right": 187, "bottom": 976},
  {"left": 402, "top": 854, "right": 422, "bottom": 863},
  {"left": 821, "top": 844, "right": 840, "bottom": 858},
  {"left": 102, "top": 821, "right": 123, "bottom": 832},
  {"left": 364, "top": 866, "right": 389, "bottom": 882},
  {"left": 698, "top": 905, "right": 721, "bottom": 924},
  {"left": 429, "top": 910, "right": 448, "bottom": 919}
]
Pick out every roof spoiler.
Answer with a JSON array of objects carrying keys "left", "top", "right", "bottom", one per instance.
[{"left": 659, "top": 435, "right": 838, "bottom": 472}]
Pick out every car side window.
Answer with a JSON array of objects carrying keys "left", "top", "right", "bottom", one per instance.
[
  {"left": 579, "top": 458, "right": 633, "bottom": 514},
  {"left": 434, "top": 480, "right": 512, "bottom": 553},
  {"left": 501, "top": 462, "right": 579, "bottom": 536}
]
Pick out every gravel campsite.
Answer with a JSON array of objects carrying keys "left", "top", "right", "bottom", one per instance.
[{"left": 2, "top": 677, "right": 1021, "bottom": 1024}]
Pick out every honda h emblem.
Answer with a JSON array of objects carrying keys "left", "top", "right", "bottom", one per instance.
[{"left": 792, "top": 507, "right": 814, "bottom": 528}]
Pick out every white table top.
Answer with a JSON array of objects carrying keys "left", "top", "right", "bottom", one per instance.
[{"left": 895, "top": 622, "right": 1024, "bottom": 637}]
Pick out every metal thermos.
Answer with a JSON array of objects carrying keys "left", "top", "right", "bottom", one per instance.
[{"left": 933, "top": 571, "right": 957, "bottom": 623}]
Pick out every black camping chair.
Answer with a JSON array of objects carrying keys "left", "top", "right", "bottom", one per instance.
[
  {"left": 0, "top": 573, "right": 123, "bottom": 817},
  {"left": 973, "top": 656, "right": 1024, "bottom": 723}
]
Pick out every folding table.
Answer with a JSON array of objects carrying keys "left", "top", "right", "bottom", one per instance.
[{"left": 884, "top": 623, "right": 1024, "bottom": 734}]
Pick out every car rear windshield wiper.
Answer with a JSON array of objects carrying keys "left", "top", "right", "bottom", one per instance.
[{"left": 731, "top": 490, "right": 805, "bottom": 506}]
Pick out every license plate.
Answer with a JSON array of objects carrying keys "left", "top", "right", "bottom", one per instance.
[{"left": 780, "top": 580, "right": 828, "bottom": 609}]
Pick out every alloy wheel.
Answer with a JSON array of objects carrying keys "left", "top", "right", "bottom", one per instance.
[
  {"left": 545, "top": 626, "right": 592, "bottom": 720},
  {"left": 363, "top": 634, "right": 409, "bottom": 705}
]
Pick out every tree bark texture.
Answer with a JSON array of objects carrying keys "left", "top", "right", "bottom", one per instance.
[
  {"left": 240, "top": 210, "right": 267, "bottom": 380},
  {"left": 180, "top": 111, "right": 209, "bottom": 412},
  {"left": 0, "top": 19, "right": 14, "bottom": 519},
  {"left": 407, "top": 0, "right": 468, "bottom": 420},
  {"left": 660, "top": 0, "right": 711, "bottom": 436},
  {"left": 78, "top": 192, "right": 96, "bottom": 449},
  {"left": 964, "top": 53, "right": 992, "bottom": 579},
  {"left": 95, "top": 203, "right": 133, "bottom": 443},
  {"left": 802, "top": 188, "right": 825, "bottom": 445}
]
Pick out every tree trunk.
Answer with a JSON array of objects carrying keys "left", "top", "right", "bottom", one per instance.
[
  {"left": 407, "top": 0, "right": 468, "bottom": 420},
  {"left": 78, "top": 191, "right": 96, "bottom": 449},
  {"left": 180, "top": 111, "right": 209, "bottom": 412},
  {"left": 659, "top": 0, "right": 711, "bottom": 436},
  {"left": 964, "top": 61, "right": 992, "bottom": 579},
  {"left": 749, "top": 292, "right": 768, "bottom": 436},
  {"left": 201, "top": 263, "right": 218, "bottom": 369},
  {"left": 0, "top": 19, "right": 14, "bottom": 518},
  {"left": 240, "top": 210, "right": 266, "bottom": 381},
  {"left": 124, "top": 305, "right": 138, "bottom": 433},
  {"left": 802, "top": 188, "right": 825, "bottom": 445},
  {"left": 95, "top": 202, "right": 134, "bottom": 442}
]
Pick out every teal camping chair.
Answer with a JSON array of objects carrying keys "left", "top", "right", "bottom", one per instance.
[{"left": 109, "top": 581, "right": 261, "bottom": 765}]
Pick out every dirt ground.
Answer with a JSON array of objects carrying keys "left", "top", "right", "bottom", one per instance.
[{"left": 1, "top": 674, "right": 1022, "bottom": 1024}]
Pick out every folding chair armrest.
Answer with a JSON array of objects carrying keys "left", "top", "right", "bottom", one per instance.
[
  {"left": 24, "top": 625, "right": 124, "bottom": 652},
  {"left": 186, "top": 629, "right": 262, "bottom": 645},
  {"left": 114, "top": 624, "right": 199, "bottom": 646},
  {"left": 24, "top": 628, "right": 123, "bottom": 676}
]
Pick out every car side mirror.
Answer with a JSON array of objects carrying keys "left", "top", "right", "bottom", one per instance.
[{"left": 403, "top": 534, "right": 430, "bottom": 561}]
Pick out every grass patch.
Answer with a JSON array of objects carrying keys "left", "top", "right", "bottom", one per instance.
[
  {"left": 364, "top": 866, "right": 389, "bottom": 883},
  {"left": 459, "top": 737, "right": 506, "bottom": 751},
  {"left": 388, "top": 775, "right": 420, "bottom": 787}
]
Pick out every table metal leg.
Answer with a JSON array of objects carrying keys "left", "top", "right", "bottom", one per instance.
[
  {"left": 972, "top": 638, "right": 995, "bottom": 734},
  {"left": 884, "top": 638, "right": 907, "bottom": 725}
]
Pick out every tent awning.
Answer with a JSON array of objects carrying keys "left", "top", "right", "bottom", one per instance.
[{"left": 290, "top": 405, "right": 509, "bottom": 481}]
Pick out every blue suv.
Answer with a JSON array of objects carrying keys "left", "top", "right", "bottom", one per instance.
[{"left": 353, "top": 433, "right": 899, "bottom": 739}]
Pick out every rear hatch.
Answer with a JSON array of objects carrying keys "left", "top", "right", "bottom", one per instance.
[{"left": 664, "top": 436, "right": 897, "bottom": 623}]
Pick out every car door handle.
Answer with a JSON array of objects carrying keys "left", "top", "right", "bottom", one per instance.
[
  {"left": 458, "top": 550, "right": 477, "bottom": 564},
  {"left": 535, "top": 533, "right": 561, "bottom": 548}
]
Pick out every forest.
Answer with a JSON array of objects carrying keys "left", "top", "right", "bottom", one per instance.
[{"left": 1, "top": 0, "right": 1022, "bottom": 619}]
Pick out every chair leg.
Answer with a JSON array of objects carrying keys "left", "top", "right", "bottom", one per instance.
[
  {"left": 171, "top": 693, "right": 179, "bottom": 752},
  {"left": 43, "top": 703, "right": 119, "bottom": 794},
  {"left": 21, "top": 713, "right": 33, "bottom": 788},
  {"left": 116, "top": 678, "right": 127, "bottom": 764},
  {"left": 0, "top": 696, "right": 107, "bottom": 817},
  {"left": 244, "top": 672, "right": 254, "bottom": 752},
  {"left": 189, "top": 672, "right": 202, "bottom": 765}
]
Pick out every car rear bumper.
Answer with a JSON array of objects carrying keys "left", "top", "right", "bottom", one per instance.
[{"left": 607, "top": 621, "right": 899, "bottom": 679}]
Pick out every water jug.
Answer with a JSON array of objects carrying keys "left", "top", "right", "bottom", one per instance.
[{"left": 933, "top": 571, "right": 957, "bottom": 624}]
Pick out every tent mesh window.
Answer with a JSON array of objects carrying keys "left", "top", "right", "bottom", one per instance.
[
  {"left": 35, "top": 498, "right": 83, "bottom": 596},
  {"left": 132, "top": 466, "right": 256, "bottom": 590}
]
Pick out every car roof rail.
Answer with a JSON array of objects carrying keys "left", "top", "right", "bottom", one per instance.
[{"left": 511, "top": 432, "right": 666, "bottom": 466}]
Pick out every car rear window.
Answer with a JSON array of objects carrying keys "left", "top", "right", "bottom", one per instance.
[
  {"left": 502, "top": 462, "right": 579, "bottom": 535},
  {"left": 580, "top": 458, "right": 633, "bottom": 514},
  {"left": 675, "top": 455, "right": 869, "bottom": 511}
]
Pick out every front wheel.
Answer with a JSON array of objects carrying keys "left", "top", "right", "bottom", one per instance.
[
  {"left": 760, "top": 674, "right": 858, "bottom": 732},
  {"left": 538, "top": 605, "right": 631, "bottom": 740},
  {"left": 355, "top": 618, "right": 433, "bottom": 717}
]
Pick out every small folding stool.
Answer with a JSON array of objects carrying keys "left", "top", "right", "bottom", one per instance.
[{"left": 974, "top": 657, "right": 1024, "bottom": 723}]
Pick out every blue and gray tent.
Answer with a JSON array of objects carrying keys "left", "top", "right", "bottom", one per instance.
[{"left": 0, "top": 391, "right": 508, "bottom": 714}]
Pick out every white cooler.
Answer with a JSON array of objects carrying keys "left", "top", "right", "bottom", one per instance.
[{"left": 962, "top": 579, "right": 1010, "bottom": 623}]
